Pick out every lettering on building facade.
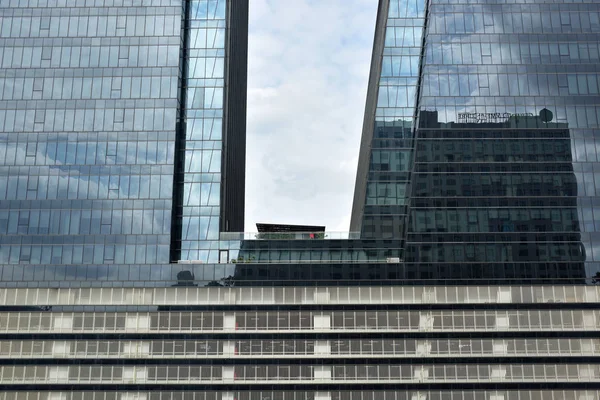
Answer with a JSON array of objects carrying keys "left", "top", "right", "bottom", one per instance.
[{"left": 458, "top": 112, "right": 535, "bottom": 123}]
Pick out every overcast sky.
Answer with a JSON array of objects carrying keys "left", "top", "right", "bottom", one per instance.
[{"left": 244, "top": 0, "right": 378, "bottom": 232}]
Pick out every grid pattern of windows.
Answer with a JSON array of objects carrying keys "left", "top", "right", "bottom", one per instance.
[
  {"left": 404, "top": 0, "right": 600, "bottom": 281},
  {"left": 0, "top": 1, "right": 599, "bottom": 399},
  {"left": 1, "top": 285, "right": 597, "bottom": 307},
  {"left": 0, "top": 0, "right": 245, "bottom": 267},
  {"left": 8, "top": 362, "right": 597, "bottom": 384},
  {"left": 0, "top": 283, "right": 598, "bottom": 393},
  {"left": 0, "top": 309, "right": 597, "bottom": 333},
  {"left": 177, "top": 0, "right": 228, "bottom": 262},
  {"left": 357, "top": 0, "right": 426, "bottom": 239},
  {"left": 1, "top": 393, "right": 599, "bottom": 400},
  {"left": 352, "top": 0, "right": 600, "bottom": 283},
  {"left": 0, "top": 0, "right": 181, "bottom": 265},
  {"left": 1, "top": 338, "right": 598, "bottom": 359}
]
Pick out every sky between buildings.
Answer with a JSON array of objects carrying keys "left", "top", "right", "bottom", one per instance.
[{"left": 245, "top": 0, "right": 378, "bottom": 232}]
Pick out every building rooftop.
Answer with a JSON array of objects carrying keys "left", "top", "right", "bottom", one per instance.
[{"left": 256, "top": 223, "right": 326, "bottom": 233}]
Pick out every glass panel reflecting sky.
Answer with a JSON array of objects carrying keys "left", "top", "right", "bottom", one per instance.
[
  {"left": 179, "top": 0, "right": 227, "bottom": 262},
  {"left": 0, "top": 1, "right": 182, "bottom": 267},
  {"left": 360, "top": 0, "right": 426, "bottom": 239},
  {"left": 404, "top": 0, "right": 600, "bottom": 282}
]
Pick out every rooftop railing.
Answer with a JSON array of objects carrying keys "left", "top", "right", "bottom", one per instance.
[{"left": 220, "top": 232, "right": 362, "bottom": 241}]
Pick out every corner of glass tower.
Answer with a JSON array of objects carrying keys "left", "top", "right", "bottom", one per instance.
[
  {"left": 351, "top": 0, "right": 426, "bottom": 239},
  {"left": 351, "top": 0, "right": 597, "bottom": 283},
  {"left": 0, "top": 0, "right": 249, "bottom": 276},
  {"left": 171, "top": 0, "right": 249, "bottom": 263}
]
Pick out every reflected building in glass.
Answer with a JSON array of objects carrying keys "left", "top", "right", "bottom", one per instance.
[
  {"left": 352, "top": 0, "right": 600, "bottom": 283},
  {"left": 403, "top": 109, "right": 587, "bottom": 283}
]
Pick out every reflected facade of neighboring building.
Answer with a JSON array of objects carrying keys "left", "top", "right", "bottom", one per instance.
[
  {"left": 347, "top": 0, "right": 600, "bottom": 396},
  {"left": 352, "top": 0, "right": 600, "bottom": 283},
  {"left": 404, "top": 110, "right": 587, "bottom": 282}
]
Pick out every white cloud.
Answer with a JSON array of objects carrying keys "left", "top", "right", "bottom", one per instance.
[{"left": 245, "top": 0, "right": 377, "bottom": 232}]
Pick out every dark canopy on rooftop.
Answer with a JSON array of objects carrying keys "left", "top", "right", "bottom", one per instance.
[{"left": 256, "top": 223, "right": 326, "bottom": 233}]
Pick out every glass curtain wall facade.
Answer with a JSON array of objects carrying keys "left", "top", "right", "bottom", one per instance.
[
  {"left": 176, "top": 0, "right": 227, "bottom": 261},
  {"left": 351, "top": 0, "right": 425, "bottom": 239},
  {"left": 352, "top": 0, "right": 600, "bottom": 282},
  {"left": 0, "top": 0, "right": 182, "bottom": 269},
  {"left": 344, "top": 0, "right": 600, "bottom": 397},
  {"left": 0, "top": 0, "right": 248, "bottom": 284},
  {"left": 403, "top": 0, "right": 600, "bottom": 282},
  {"left": 172, "top": 0, "right": 247, "bottom": 263}
]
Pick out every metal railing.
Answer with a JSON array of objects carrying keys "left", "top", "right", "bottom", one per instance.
[{"left": 220, "top": 232, "right": 361, "bottom": 241}]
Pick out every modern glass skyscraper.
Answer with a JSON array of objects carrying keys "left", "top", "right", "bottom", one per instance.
[
  {"left": 1, "top": 1, "right": 600, "bottom": 400},
  {"left": 351, "top": 0, "right": 425, "bottom": 240},
  {"left": 352, "top": 0, "right": 600, "bottom": 283},
  {"left": 0, "top": 0, "right": 248, "bottom": 279}
]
